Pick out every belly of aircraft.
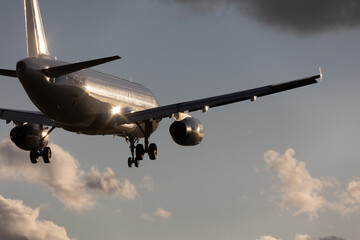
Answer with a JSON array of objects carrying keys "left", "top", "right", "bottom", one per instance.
[{"left": 36, "top": 83, "right": 158, "bottom": 138}]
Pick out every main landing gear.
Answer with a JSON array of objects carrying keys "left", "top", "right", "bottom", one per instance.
[
  {"left": 30, "top": 126, "right": 56, "bottom": 164},
  {"left": 127, "top": 120, "right": 158, "bottom": 168},
  {"left": 30, "top": 146, "right": 52, "bottom": 164},
  {"left": 127, "top": 137, "right": 157, "bottom": 168}
]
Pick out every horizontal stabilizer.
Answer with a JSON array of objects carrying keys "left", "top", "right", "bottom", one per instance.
[
  {"left": 41, "top": 55, "right": 121, "bottom": 78},
  {"left": 0, "top": 69, "right": 17, "bottom": 78}
]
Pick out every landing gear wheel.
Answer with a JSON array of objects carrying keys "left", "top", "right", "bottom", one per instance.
[
  {"left": 42, "top": 147, "right": 52, "bottom": 163},
  {"left": 30, "top": 148, "right": 39, "bottom": 164},
  {"left": 134, "top": 158, "right": 140, "bottom": 168},
  {"left": 148, "top": 143, "right": 157, "bottom": 160},
  {"left": 136, "top": 144, "right": 145, "bottom": 160},
  {"left": 128, "top": 157, "right": 133, "bottom": 168}
]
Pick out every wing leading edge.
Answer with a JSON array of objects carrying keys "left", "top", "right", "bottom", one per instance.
[{"left": 119, "top": 74, "right": 321, "bottom": 125}]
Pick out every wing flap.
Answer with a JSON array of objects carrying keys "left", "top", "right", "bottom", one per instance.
[{"left": 0, "top": 108, "right": 60, "bottom": 127}]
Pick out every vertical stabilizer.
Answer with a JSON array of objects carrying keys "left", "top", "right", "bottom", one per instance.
[{"left": 24, "top": 0, "right": 50, "bottom": 57}]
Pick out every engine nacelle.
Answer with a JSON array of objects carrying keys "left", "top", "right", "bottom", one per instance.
[
  {"left": 169, "top": 117, "right": 204, "bottom": 146},
  {"left": 10, "top": 124, "right": 48, "bottom": 151}
]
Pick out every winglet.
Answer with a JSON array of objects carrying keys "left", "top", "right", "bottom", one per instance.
[{"left": 319, "top": 67, "right": 323, "bottom": 82}]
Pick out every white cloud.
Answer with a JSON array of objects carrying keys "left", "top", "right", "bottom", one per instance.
[
  {"left": 0, "top": 140, "right": 137, "bottom": 210},
  {"left": 264, "top": 148, "right": 360, "bottom": 219},
  {"left": 264, "top": 148, "right": 328, "bottom": 219},
  {"left": 141, "top": 207, "right": 172, "bottom": 221},
  {"left": 141, "top": 175, "right": 154, "bottom": 192},
  {"left": 154, "top": 207, "right": 172, "bottom": 219},
  {"left": 86, "top": 167, "right": 137, "bottom": 200},
  {"left": 348, "top": 179, "right": 360, "bottom": 202},
  {"left": 257, "top": 236, "right": 281, "bottom": 240},
  {"left": 0, "top": 195, "right": 72, "bottom": 240},
  {"left": 0, "top": 140, "right": 93, "bottom": 210},
  {"left": 295, "top": 234, "right": 311, "bottom": 240}
]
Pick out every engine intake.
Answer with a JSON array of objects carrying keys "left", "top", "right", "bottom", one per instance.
[
  {"left": 169, "top": 117, "right": 204, "bottom": 146},
  {"left": 10, "top": 124, "right": 48, "bottom": 151}
]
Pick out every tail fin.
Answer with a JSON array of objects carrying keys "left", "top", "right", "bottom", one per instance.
[{"left": 24, "top": 0, "right": 50, "bottom": 57}]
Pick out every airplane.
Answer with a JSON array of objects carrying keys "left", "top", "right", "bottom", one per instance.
[{"left": 0, "top": 0, "right": 321, "bottom": 168}]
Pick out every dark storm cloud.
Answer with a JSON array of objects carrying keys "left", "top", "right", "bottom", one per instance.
[
  {"left": 319, "top": 237, "right": 345, "bottom": 240},
  {"left": 164, "top": 0, "right": 360, "bottom": 35}
]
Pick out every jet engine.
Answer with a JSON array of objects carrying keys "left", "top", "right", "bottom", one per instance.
[
  {"left": 169, "top": 117, "right": 204, "bottom": 146},
  {"left": 10, "top": 124, "right": 48, "bottom": 151}
]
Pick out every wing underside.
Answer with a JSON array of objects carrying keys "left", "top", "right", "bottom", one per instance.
[{"left": 0, "top": 108, "right": 60, "bottom": 127}]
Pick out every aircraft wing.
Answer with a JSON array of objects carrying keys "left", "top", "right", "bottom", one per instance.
[
  {"left": 0, "top": 108, "right": 61, "bottom": 127},
  {"left": 120, "top": 74, "right": 321, "bottom": 124}
]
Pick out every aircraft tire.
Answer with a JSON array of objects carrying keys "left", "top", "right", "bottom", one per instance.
[
  {"left": 148, "top": 143, "right": 157, "bottom": 160},
  {"left": 136, "top": 144, "right": 145, "bottom": 160},
  {"left": 134, "top": 158, "right": 140, "bottom": 168},
  {"left": 128, "top": 157, "right": 133, "bottom": 168},
  {"left": 30, "top": 148, "right": 39, "bottom": 164},
  {"left": 43, "top": 147, "right": 52, "bottom": 163}
]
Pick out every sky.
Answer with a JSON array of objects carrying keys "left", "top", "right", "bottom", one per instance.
[{"left": 0, "top": 0, "right": 360, "bottom": 239}]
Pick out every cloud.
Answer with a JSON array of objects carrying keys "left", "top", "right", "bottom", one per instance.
[
  {"left": 0, "top": 140, "right": 93, "bottom": 210},
  {"left": 0, "top": 140, "right": 137, "bottom": 210},
  {"left": 264, "top": 148, "right": 360, "bottom": 219},
  {"left": 295, "top": 234, "right": 311, "bottom": 240},
  {"left": 141, "top": 207, "right": 172, "bottom": 221},
  {"left": 154, "top": 207, "right": 172, "bottom": 219},
  {"left": 257, "top": 236, "right": 280, "bottom": 240},
  {"left": 318, "top": 237, "right": 345, "bottom": 240},
  {"left": 141, "top": 175, "right": 155, "bottom": 192},
  {"left": 0, "top": 195, "right": 72, "bottom": 240},
  {"left": 264, "top": 148, "right": 328, "bottom": 219},
  {"left": 348, "top": 179, "right": 360, "bottom": 202},
  {"left": 85, "top": 167, "right": 137, "bottom": 200},
  {"left": 163, "top": 0, "right": 360, "bottom": 35},
  {"left": 257, "top": 235, "right": 345, "bottom": 240}
]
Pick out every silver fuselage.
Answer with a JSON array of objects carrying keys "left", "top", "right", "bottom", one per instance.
[{"left": 17, "top": 56, "right": 159, "bottom": 138}]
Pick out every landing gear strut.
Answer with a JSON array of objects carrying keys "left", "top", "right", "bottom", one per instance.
[{"left": 127, "top": 138, "right": 139, "bottom": 168}]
